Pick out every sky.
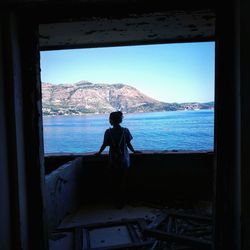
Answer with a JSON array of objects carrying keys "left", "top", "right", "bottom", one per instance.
[{"left": 40, "top": 41, "right": 215, "bottom": 103}]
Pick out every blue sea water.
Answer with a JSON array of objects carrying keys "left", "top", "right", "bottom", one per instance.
[{"left": 42, "top": 110, "right": 214, "bottom": 153}]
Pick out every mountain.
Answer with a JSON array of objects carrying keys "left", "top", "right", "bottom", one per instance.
[{"left": 42, "top": 81, "right": 214, "bottom": 115}]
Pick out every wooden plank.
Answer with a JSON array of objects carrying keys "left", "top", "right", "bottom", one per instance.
[
  {"left": 144, "top": 229, "right": 212, "bottom": 250},
  {"left": 85, "top": 240, "right": 153, "bottom": 250},
  {"left": 80, "top": 218, "right": 154, "bottom": 250},
  {"left": 147, "top": 214, "right": 169, "bottom": 229},
  {"left": 74, "top": 227, "right": 83, "bottom": 250},
  {"left": 137, "top": 218, "right": 148, "bottom": 231},
  {"left": 167, "top": 211, "right": 211, "bottom": 222},
  {"left": 82, "top": 228, "right": 90, "bottom": 250},
  {"left": 81, "top": 218, "right": 144, "bottom": 230},
  {"left": 126, "top": 223, "right": 140, "bottom": 243}
]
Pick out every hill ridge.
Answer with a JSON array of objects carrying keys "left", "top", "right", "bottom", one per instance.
[{"left": 42, "top": 81, "right": 214, "bottom": 115}]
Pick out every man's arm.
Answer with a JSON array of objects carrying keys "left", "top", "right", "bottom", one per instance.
[
  {"left": 95, "top": 129, "right": 109, "bottom": 155},
  {"left": 127, "top": 141, "right": 135, "bottom": 153},
  {"left": 95, "top": 143, "right": 107, "bottom": 155},
  {"left": 127, "top": 142, "right": 142, "bottom": 153},
  {"left": 126, "top": 129, "right": 141, "bottom": 153}
]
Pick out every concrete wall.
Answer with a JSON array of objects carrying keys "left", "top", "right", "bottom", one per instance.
[
  {"left": 45, "top": 155, "right": 77, "bottom": 175},
  {"left": 45, "top": 157, "right": 83, "bottom": 232},
  {"left": 45, "top": 152, "right": 213, "bottom": 211},
  {"left": 81, "top": 152, "right": 214, "bottom": 202},
  {"left": 130, "top": 152, "right": 213, "bottom": 201}
]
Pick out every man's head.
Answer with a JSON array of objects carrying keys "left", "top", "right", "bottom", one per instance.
[{"left": 109, "top": 111, "right": 123, "bottom": 126}]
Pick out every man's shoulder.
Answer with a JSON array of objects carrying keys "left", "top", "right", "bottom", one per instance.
[
  {"left": 104, "top": 128, "right": 111, "bottom": 134},
  {"left": 122, "top": 127, "right": 132, "bottom": 135}
]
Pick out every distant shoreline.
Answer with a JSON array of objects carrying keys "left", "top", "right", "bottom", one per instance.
[{"left": 42, "top": 108, "right": 214, "bottom": 117}]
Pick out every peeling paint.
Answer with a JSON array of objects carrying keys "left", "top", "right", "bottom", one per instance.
[{"left": 39, "top": 10, "right": 215, "bottom": 50}]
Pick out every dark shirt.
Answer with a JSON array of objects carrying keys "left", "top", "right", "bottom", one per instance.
[{"left": 103, "top": 127, "right": 133, "bottom": 168}]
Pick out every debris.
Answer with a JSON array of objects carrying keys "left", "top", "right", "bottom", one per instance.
[
  {"left": 54, "top": 218, "right": 154, "bottom": 250},
  {"left": 51, "top": 201, "right": 213, "bottom": 250},
  {"left": 144, "top": 229, "right": 212, "bottom": 250},
  {"left": 143, "top": 206, "right": 212, "bottom": 250}
]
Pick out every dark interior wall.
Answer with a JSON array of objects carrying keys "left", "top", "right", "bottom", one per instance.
[
  {"left": 0, "top": 11, "right": 48, "bottom": 250},
  {"left": 0, "top": 17, "right": 11, "bottom": 250},
  {"left": 213, "top": 1, "right": 241, "bottom": 249},
  {"left": 0, "top": 13, "right": 31, "bottom": 250},
  {"left": 18, "top": 15, "right": 48, "bottom": 250},
  {"left": 16, "top": 0, "right": 216, "bottom": 24},
  {"left": 241, "top": 0, "right": 250, "bottom": 249},
  {"left": 75, "top": 152, "right": 214, "bottom": 202}
]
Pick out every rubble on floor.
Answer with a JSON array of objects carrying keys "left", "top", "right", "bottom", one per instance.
[
  {"left": 49, "top": 200, "right": 212, "bottom": 250},
  {"left": 144, "top": 207, "right": 212, "bottom": 250}
]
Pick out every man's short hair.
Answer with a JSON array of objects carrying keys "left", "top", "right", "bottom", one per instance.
[{"left": 110, "top": 111, "right": 123, "bottom": 124}]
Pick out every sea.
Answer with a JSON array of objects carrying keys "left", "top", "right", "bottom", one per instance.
[{"left": 42, "top": 110, "right": 214, "bottom": 154}]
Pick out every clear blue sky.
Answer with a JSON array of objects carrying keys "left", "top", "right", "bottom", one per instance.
[{"left": 40, "top": 41, "right": 215, "bottom": 103}]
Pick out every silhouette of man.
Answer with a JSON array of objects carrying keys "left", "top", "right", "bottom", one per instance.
[{"left": 95, "top": 111, "right": 141, "bottom": 208}]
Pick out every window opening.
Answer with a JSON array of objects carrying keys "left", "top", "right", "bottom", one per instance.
[{"left": 40, "top": 42, "right": 215, "bottom": 154}]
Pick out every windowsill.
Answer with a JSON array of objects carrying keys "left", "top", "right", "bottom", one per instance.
[{"left": 44, "top": 150, "right": 214, "bottom": 158}]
